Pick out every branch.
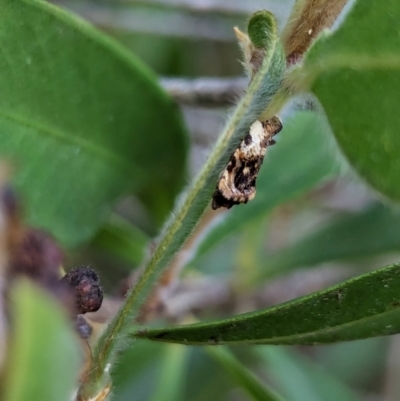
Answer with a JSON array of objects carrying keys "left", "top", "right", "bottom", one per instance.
[
  {"left": 281, "top": 0, "right": 350, "bottom": 61},
  {"left": 161, "top": 77, "right": 248, "bottom": 107}
]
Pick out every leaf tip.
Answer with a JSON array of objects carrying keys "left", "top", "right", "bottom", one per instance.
[{"left": 247, "top": 10, "right": 277, "bottom": 50}]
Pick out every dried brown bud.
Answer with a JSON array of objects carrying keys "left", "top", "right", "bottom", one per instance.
[
  {"left": 1, "top": 184, "right": 19, "bottom": 217},
  {"left": 61, "top": 266, "right": 103, "bottom": 314},
  {"left": 9, "top": 227, "right": 64, "bottom": 282}
]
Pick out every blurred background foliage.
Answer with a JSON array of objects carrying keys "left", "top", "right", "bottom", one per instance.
[{"left": 12, "top": 0, "right": 400, "bottom": 400}]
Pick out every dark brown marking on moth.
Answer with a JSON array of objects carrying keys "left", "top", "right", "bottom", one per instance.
[
  {"left": 154, "top": 331, "right": 168, "bottom": 340},
  {"left": 226, "top": 158, "right": 236, "bottom": 173},
  {"left": 244, "top": 133, "right": 253, "bottom": 145},
  {"left": 212, "top": 115, "right": 282, "bottom": 210}
]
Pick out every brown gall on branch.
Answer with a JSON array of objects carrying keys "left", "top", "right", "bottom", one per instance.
[{"left": 280, "top": 0, "right": 349, "bottom": 63}]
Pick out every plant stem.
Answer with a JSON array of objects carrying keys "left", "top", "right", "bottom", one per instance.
[
  {"left": 80, "top": 12, "right": 288, "bottom": 398},
  {"left": 281, "top": 0, "right": 349, "bottom": 60}
]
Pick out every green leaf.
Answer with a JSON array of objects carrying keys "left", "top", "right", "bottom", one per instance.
[
  {"left": 264, "top": 203, "right": 400, "bottom": 274},
  {"left": 91, "top": 215, "right": 149, "bottom": 266},
  {"left": 207, "top": 347, "right": 287, "bottom": 401},
  {"left": 0, "top": 0, "right": 187, "bottom": 247},
  {"left": 301, "top": 0, "right": 400, "bottom": 200},
  {"left": 257, "top": 347, "right": 361, "bottom": 401},
  {"left": 196, "top": 111, "right": 341, "bottom": 257},
  {"left": 248, "top": 11, "right": 279, "bottom": 49},
  {"left": 150, "top": 345, "right": 188, "bottom": 401},
  {"left": 5, "top": 280, "right": 81, "bottom": 401},
  {"left": 111, "top": 341, "right": 166, "bottom": 401},
  {"left": 134, "top": 262, "right": 400, "bottom": 345}
]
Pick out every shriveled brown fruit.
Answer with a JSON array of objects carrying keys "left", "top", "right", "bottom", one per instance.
[{"left": 61, "top": 266, "right": 103, "bottom": 314}]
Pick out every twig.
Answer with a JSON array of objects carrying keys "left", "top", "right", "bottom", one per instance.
[
  {"left": 281, "top": 0, "right": 350, "bottom": 60},
  {"left": 87, "top": 265, "right": 353, "bottom": 327},
  {"left": 161, "top": 77, "right": 248, "bottom": 107},
  {"left": 52, "top": 0, "right": 240, "bottom": 42},
  {"left": 144, "top": 265, "right": 353, "bottom": 320}
]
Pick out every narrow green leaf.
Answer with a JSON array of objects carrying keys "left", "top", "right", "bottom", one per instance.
[
  {"left": 196, "top": 111, "right": 341, "bottom": 257},
  {"left": 134, "top": 263, "right": 400, "bottom": 345},
  {"left": 264, "top": 203, "right": 400, "bottom": 274},
  {"left": 257, "top": 347, "right": 361, "bottom": 401},
  {"left": 0, "top": 0, "right": 187, "bottom": 246},
  {"left": 248, "top": 11, "right": 278, "bottom": 49},
  {"left": 150, "top": 345, "right": 188, "bottom": 401},
  {"left": 91, "top": 215, "right": 149, "bottom": 266},
  {"left": 207, "top": 347, "right": 286, "bottom": 401},
  {"left": 301, "top": 0, "right": 400, "bottom": 201},
  {"left": 5, "top": 280, "right": 81, "bottom": 401}
]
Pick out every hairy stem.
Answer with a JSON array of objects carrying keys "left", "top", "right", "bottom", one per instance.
[
  {"left": 80, "top": 11, "right": 288, "bottom": 399},
  {"left": 281, "top": 0, "right": 349, "bottom": 61}
]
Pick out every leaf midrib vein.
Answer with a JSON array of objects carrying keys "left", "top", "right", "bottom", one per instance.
[
  {"left": 142, "top": 306, "right": 400, "bottom": 345},
  {"left": 0, "top": 108, "right": 137, "bottom": 174}
]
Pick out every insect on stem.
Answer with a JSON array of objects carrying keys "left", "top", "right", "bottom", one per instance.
[{"left": 211, "top": 116, "right": 283, "bottom": 209}]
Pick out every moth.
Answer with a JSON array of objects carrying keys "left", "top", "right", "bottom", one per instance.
[{"left": 212, "top": 116, "right": 282, "bottom": 210}]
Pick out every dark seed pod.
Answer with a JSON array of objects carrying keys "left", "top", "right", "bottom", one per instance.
[{"left": 61, "top": 266, "right": 103, "bottom": 314}]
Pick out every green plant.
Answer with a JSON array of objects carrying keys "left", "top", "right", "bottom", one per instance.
[{"left": 1, "top": 0, "right": 400, "bottom": 400}]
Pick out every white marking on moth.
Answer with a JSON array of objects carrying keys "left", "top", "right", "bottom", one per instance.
[{"left": 212, "top": 116, "right": 282, "bottom": 209}]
